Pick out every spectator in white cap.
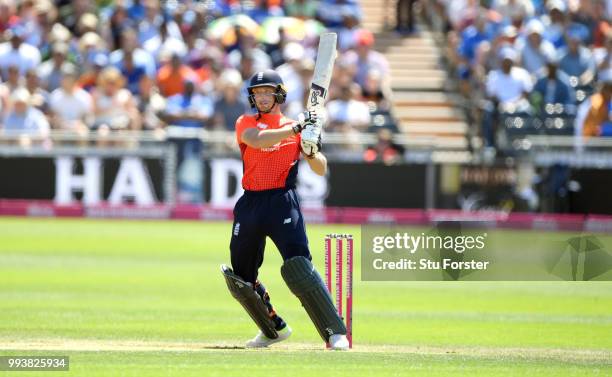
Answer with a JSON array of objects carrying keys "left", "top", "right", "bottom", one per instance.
[
  {"left": 493, "top": 0, "right": 534, "bottom": 25},
  {"left": 3, "top": 88, "right": 49, "bottom": 137},
  {"left": 482, "top": 47, "right": 533, "bottom": 146},
  {"left": 517, "top": 19, "right": 557, "bottom": 76},
  {"left": 486, "top": 47, "right": 533, "bottom": 109},
  {"left": 541, "top": 0, "right": 568, "bottom": 49}
]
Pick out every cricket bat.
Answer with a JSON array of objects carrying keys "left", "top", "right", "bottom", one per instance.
[{"left": 307, "top": 33, "right": 337, "bottom": 115}]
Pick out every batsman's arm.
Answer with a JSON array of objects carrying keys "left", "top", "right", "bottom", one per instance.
[
  {"left": 304, "top": 151, "right": 327, "bottom": 176},
  {"left": 240, "top": 125, "right": 296, "bottom": 149}
]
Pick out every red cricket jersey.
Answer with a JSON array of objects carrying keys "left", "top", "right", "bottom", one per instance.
[{"left": 235, "top": 113, "right": 301, "bottom": 191}]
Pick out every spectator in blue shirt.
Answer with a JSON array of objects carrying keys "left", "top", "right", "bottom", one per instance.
[
  {"left": 163, "top": 79, "right": 213, "bottom": 204},
  {"left": 3, "top": 88, "right": 50, "bottom": 137},
  {"left": 119, "top": 49, "right": 148, "bottom": 95},
  {"left": 458, "top": 14, "right": 493, "bottom": 65},
  {"left": 532, "top": 53, "right": 575, "bottom": 112},
  {"left": 558, "top": 28, "right": 597, "bottom": 85},
  {"left": 164, "top": 79, "right": 213, "bottom": 129}
]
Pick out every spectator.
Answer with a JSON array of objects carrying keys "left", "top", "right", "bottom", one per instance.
[
  {"left": 396, "top": 0, "right": 418, "bottom": 34},
  {"left": 594, "top": 31, "right": 612, "bottom": 72},
  {"left": 0, "top": 64, "right": 23, "bottom": 94},
  {"left": 141, "top": 14, "right": 186, "bottom": 61},
  {"left": 248, "top": 0, "right": 285, "bottom": 24},
  {"left": 492, "top": 0, "right": 534, "bottom": 26},
  {"left": 589, "top": 0, "right": 611, "bottom": 48},
  {"left": 0, "top": 26, "right": 41, "bottom": 80},
  {"left": 285, "top": 58, "right": 315, "bottom": 119},
  {"left": 482, "top": 48, "right": 533, "bottom": 146},
  {"left": 558, "top": 27, "right": 596, "bottom": 85},
  {"left": 342, "top": 29, "right": 390, "bottom": 90},
  {"left": 541, "top": 0, "right": 568, "bottom": 49},
  {"left": 277, "top": 42, "right": 305, "bottom": 107},
  {"left": 77, "top": 31, "right": 107, "bottom": 72},
  {"left": 456, "top": 13, "right": 494, "bottom": 83},
  {"left": 24, "top": 68, "right": 49, "bottom": 114},
  {"left": 360, "top": 69, "right": 392, "bottom": 112},
  {"left": 337, "top": 10, "right": 361, "bottom": 51},
  {"left": 486, "top": 48, "right": 533, "bottom": 110},
  {"left": 21, "top": 1, "right": 55, "bottom": 49},
  {"left": 76, "top": 13, "right": 99, "bottom": 37},
  {"left": 238, "top": 52, "right": 257, "bottom": 98},
  {"left": 128, "top": 0, "right": 146, "bottom": 23},
  {"left": 49, "top": 66, "right": 92, "bottom": 132},
  {"left": 363, "top": 128, "right": 405, "bottom": 165},
  {"left": 517, "top": 19, "right": 557, "bottom": 76},
  {"left": 106, "top": 4, "right": 135, "bottom": 51},
  {"left": 37, "top": 42, "right": 75, "bottom": 92},
  {"left": 163, "top": 79, "right": 213, "bottom": 203},
  {"left": 285, "top": 0, "right": 318, "bottom": 20},
  {"left": 109, "top": 28, "right": 156, "bottom": 79},
  {"left": 156, "top": 53, "right": 198, "bottom": 98},
  {"left": 317, "top": 0, "right": 362, "bottom": 29},
  {"left": 138, "top": 0, "right": 182, "bottom": 48},
  {"left": 3, "top": 87, "right": 49, "bottom": 137},
  {"left": 227, "top": 34, "right": 272, "bottom": 73},
  {"left": 59, "top": 0, "right": 95, "bottom": 35},
  {"left": 164, "top": 79, "right": 213, "bottom": 129},
  {"left": 78, "top": 53, "right": 108, "bottom": 92},
  {"left": 119, "top": 49, "right": 148, "bottom": 95},
  {"left": 212, "top": 69, "right": 249, "bottom": 131},
  {"left": 0, "top": 1, "right": 15, "bottom": 34},
  {"left": 582, "top": 69, "right": 612, "bottom": 137},
  {"left": 531, "top": 53, "right": 575, "bottom": 113},
  {"left": 135, "top": 75, "right": 166, "bottom": 130},
  {"left": 327, "top": 83, "right": 371, "bottom": 132},
  {"left": 91, "top": 66, "right": 141, "bottom": 131}
]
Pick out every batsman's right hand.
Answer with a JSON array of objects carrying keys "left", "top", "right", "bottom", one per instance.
[{"left": 293, "top": 110, "right": 319, "bottom": 134}]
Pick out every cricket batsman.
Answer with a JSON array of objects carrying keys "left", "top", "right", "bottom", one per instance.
[{"left": 221, "top": 70, "right": 349, "bottom": 350}]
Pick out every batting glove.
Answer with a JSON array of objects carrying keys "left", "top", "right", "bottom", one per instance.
[
  {"left": 292, "top": 110, "right": 319, "bottom": 134},
  {"left": 300, "top": 120, "right": 322, "bottom": 157}
]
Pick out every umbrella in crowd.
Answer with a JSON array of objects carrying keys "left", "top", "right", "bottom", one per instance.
[
  {"left": 258, "top": 17, "right": 325, "bottom": 44},
  {"left": 207, "top": 14, "right": 260, "bottom": 45}
]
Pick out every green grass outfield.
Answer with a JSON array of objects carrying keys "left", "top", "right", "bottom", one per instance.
[{"left": 0, "top": 217, "right": 610, "bottom": 376}]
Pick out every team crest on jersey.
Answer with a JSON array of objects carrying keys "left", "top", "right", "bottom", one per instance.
[{"left": 256, "top": 123, "right": 268, "bottom": 129}]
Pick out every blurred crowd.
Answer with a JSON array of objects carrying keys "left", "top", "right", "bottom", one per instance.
[
  {"left": 0, "top": 0, "right": 393, "bottom": 150},
  {"left": 438, "top": 0, "right": 612, "bottom": 148}
]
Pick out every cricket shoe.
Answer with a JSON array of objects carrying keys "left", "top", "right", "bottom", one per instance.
[
  {"left": 329, "top": 334, "right": 349, "bottom": 350},
  {"left": 245, "top": 326, "right": 292, "bottom": 348}
]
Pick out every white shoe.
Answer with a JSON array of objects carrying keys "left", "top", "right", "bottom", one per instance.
[
  {"left": 329, "top": 334, "right": 349, "bottom": 350},
  {"left": 245, "top": 326, "right": 292, "bottom": 348}
]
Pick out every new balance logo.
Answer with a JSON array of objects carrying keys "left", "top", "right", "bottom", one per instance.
[
  {"left": 233, "top": 223, "right": 240, "bottom": 236},
  {"left": 283, "top": 218, "right": 292, "bottom": 224},
  {"left": 256, "top": 123, "right": 268, "bottom": 129}
]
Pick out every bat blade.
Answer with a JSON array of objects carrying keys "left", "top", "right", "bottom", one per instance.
[{"left": 307, "top": 33, "right": 337, "bottom": 112}]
